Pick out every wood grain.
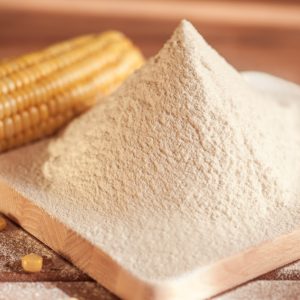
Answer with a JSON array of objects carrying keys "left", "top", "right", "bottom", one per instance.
[
  {"left": 0, "top": 218, "right": 88, "bottom": 282},
  {"left": 0, "top": 282, "right": 117, "bottom": 300},
  {"left": 1, "top": 178, "right": 300, "bottom": 299},
  {"left": 1, "top": 214, "right": 300, "bottom": 300},
  {"left": 0, "top": 1, "right": 300, "bottom": 298},
  {"left": 1, "top": 0, "right": 300, "bottom": 29},
  {"left": 260, "top": 261, "right": 300, "bottom": 280},
  {"left": 1, "top": 281, "right": 300, "bottom": 300},
  {"left": 0, "top": 1, "right": 299, "bottom": 83},
  {"left": 214, "top": 281, "right": 300, "bottom": 299},
  {"left": 0, "top": 181, "right": 155, "bottom": 300}
]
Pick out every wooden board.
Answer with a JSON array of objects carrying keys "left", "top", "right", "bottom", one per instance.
[
  {"left": 2, "top": 280, "right": 300, "bottom": 300},
  {"left": 1, "top": 69, "right": 300, "bottom": 298},
  {"left": 2, "top": 281, "right": 300, "bottom": 300},
  {"left": 1, "top": 180, "right": 300, "bottom": 299},
  {"left": 0, "top": 217, "right": 88, "bottom": 282},
  {"left": 0, "top": 1, "right": 300, "bottom": 299},
  {"left": 1, "top": 214, "right": 300, "bottom": 299},
  {"left": 0, "top": 216, "right": 119, "bottom": 299},
  {"left": 0, "top": 71, "right": 299, "bottom": 299}
]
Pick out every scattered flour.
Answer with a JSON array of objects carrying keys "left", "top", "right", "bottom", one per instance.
[
  {"left": 0, "top": 282, "right": 115, "bottom": 300},
  {"left": 0, "top": 216, "right": 86, "bottom": 281},
  {"left": 0, "top": 20, "right": 300, "bottom": 283},
  {"left": 214, "top": 281, "right": 300, "bottom": 300}
]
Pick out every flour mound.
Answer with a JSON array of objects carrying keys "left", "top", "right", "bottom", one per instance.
[{"left": 31, "top": 20, "right": 300, "bottom": 278}]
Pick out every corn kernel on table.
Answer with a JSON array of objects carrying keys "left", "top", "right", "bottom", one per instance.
[
  {"left": 1, "top": 216, "right": 300, "bottom": 300},
  {"left": 1, "top": 0, "right": 300, "bottom": 298}
]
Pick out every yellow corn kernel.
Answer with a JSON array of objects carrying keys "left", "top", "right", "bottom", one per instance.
[
  {"left": 0, "top": 31, "right": 144, "bottom": 153},
  {"left": 3, "top": 101, "right": 11, "bottom": 118},
  {"left": 13, "top": 114, "right": 22, "bottom": 134},
  {"left": 21, "top": 253, "right": 43, "bottom": 273},
  {"left": 39, "top": 104, "right": 49, "bottom": 121},
  {"left": 0, "top": 121, "right": 4, "bottom": 139},
  {"left": 4, "top": 118, "right": 14, "bottom": 138},
  {"left": 0, "top": 35, "right": 94, "bottom": 79},
  {"left": 21, "top": 111, "right": 31, "bottom": 130},
  {"left": 0, "top": 216, "right": 7, "bottom": 231},
  {"left": 29, "top": 106, "right": 40, "bottom": 126},
  {"left": 0, "top": 103, "right": 3, "bottom": 119},
  {"left": 15, "top": 93, "right": 25, "bottom": 111}
]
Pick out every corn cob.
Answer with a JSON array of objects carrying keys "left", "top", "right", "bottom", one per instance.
[{"left": 0, "top": 31, "right": 144, "bottom": 153}]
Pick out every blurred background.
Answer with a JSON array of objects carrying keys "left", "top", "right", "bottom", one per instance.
[{"left": 0, "top": 0, "right": 299, "bottom": 83}]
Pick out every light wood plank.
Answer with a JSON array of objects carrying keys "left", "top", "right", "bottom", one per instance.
[
  {"left": 0, "top": 181, "right": 155, "bottom": 300},
  {"left": 2, "top": 215, "right": 300, "bottom": 283},
  {"left": 1, "top": 180, "right": 300, "bottom": 299},
  {"left": 0, "top": 2, "right": 299, "bottom": 298},
  {"left": 1, "top": 281, "right": 300, "bottom": 300},
  {"left": 0, "top": 217, "right": 89, "bottom": 282}
]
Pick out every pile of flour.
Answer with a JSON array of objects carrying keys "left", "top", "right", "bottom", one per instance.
[{"left": 0, "top": 20, "right": 299, "bottom": 281}]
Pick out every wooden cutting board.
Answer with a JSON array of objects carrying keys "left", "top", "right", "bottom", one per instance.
[
  {"left": 1, "top": 179, "right": 300, "bottom": 300},
  {"left": 0, "top": 73, "right": 299, "bottom": 300}
]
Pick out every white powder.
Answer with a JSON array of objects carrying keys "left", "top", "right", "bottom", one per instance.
[
  {"left": 0, "top": 282, "right": 115, "bottom": 300},
  {"left": 0, "top": 216, "right": 86, "bottom": 281},
  {"left": 214, "top": 281, "right": 300, "bottom": 300},
  {"left": 0, "top": 20, "right": 300, "bottom": 282}
]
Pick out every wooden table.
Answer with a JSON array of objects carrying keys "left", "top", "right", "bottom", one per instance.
[
  {"left": 0, "top": 1, "right": 300, "bottom": 298},
  {"left": 0, "top": 0, "right": 300, "bottom": 84},
  {"left": 1, "top": 216, "right": 300, "bottom": 299}
]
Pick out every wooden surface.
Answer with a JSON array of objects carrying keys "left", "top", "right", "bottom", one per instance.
[
  {"left": 1, "top": 166, "right": 300, "bottom": 299},
  {"left": 0, "top": 218, "right": 117, "bottom": 300},
  {"left": 1, "top": 216, "right": 300, "bottom": 299},
  {"left": 0, "top": 0, "right": 299, "bottom": 83},
  {"left": 1, "top": 1, "right": 300, "bottom": 298}
]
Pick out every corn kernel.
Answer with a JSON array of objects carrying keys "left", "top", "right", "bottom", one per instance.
[
  {"left": 13, "top": 114, "right": 22, "bottom": 134},
  {"left": 4, "top": 117, "right": 14, "bottom": 138},
  {"left": 3, "top": 101, "right": 11, "bottom": 118},
  {"left": 0, "top": 121, "right": 4, "bottom": 139},
  {"left": 0, "top": 31, "right": 144, "bottom": 153},
  {"left": 21, "top": 111, "right": 31, "bottom": 130},
  {"left": 39, "top": 104, "right": 49, "bottom": 121},
  {"left": 0, "top": 216, "right": 7, "bottom": 231},
  {"left": 21, "top": 253, "right": 43, "bottom": 273},
  {"left": 29, "top": 106, "right": 39, "bottom": 126},
  {"left": 0, "top": 102, "right": 4, "bottom": 119}
]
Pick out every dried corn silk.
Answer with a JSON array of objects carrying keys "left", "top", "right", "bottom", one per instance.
[{"left": 0, "top": 20, "right": 300, "bottom": 282}]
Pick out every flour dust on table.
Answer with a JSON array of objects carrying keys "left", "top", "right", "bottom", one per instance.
[{"left": 0, "top": 20, "right": 300, "bottom": 282}]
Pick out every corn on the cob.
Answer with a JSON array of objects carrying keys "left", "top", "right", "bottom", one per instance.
[{"left": 0, "top": 31, "right": 144, "bottom": 153}]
